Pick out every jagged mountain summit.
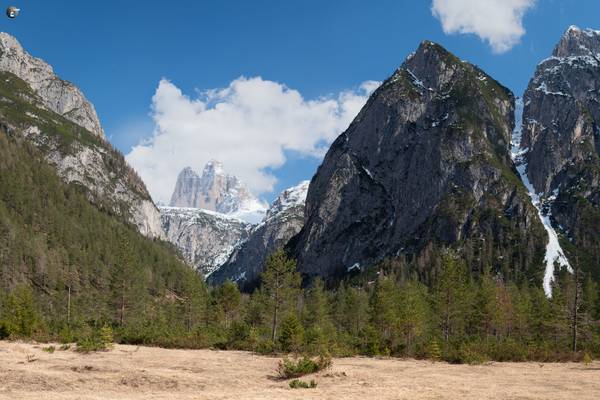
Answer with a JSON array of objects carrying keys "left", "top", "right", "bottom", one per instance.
[
  {"left": 209, "top": 181, "right": 309, "bottom": 289},
  {"left": 0, "top": 32, "right": 163, "bottom": 238},
  {"left": 0, "top": 33, "right": 104, "bottom": 138},
  {"left": 169, "top": 161, "right": 267, "bottom": 223},
  {"left": 288, "top": 41, "right": 547, "bottom": 283},
  {"left": 521, "top": 25, "right": 600, "bottom": 283}
]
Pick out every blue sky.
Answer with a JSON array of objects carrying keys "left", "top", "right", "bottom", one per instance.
[{"left": 4, "top": 0, "right": 600, "bottom": 203}]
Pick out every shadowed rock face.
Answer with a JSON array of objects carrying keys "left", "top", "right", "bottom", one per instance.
[
  {"left": 522, "top": 26, "right": 600, "bottom": 280},
  {"left": 209, "top": 181, "right": 309, "bottom": 289},
  {"left": 289, "top": 41, "right": 546, "bottom": 282}
]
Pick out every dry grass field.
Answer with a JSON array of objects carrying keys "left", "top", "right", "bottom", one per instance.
[{"left": 0, "top": 341, "right": 598, "bottom": 400}]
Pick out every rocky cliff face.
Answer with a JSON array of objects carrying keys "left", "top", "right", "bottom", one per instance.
[
  {"left": 160, "top": 207, "right": 253, "bottom": 277},
  {"left": 209, "top": 181, "right": 309, "bottom": 289},
  {"left": 0, "top": 33, "right": 163, "bottom": 238},
  {"left": 289, "top": 41, "right": 547, "bottom": 283},
  {"left": 170, "top": 161, "right": 267, "bottom": 223},
  {"left": 522, "top": 26, "right": 600, "bottom": 281},
  {"left": 0, "top": 33, "right": 104, "bottom": 138}
]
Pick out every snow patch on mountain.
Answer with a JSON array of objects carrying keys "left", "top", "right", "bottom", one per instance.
[{"left": 511, "top": 98, "right": 572, "bottom": 297}]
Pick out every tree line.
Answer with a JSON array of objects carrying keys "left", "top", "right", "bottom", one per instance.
[{"left": 2, "top": 247, "right": 598, "bottom": 363}]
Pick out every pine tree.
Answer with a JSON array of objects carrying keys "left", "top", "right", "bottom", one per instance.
[
  {"left": 370, "top": 275, "right": 400, "bottom": 351},
  {"left": 433, "top": 253, "right": 469, "bottom": 342},
  {"left": 260, "top": 250, "right": 301, "bottom": 342},
  {"left": 398, "top": 280, "right": 430, "bottom": 352},
  {"left": 279, "top": 313, "right": 304, "bottom": 353},
  {"left": 215, "top": 280, "right": 241, "bottom": 329}
]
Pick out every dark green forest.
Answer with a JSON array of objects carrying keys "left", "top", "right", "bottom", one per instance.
[{"left": 0, "top": 126, "right": 599, "bottom": 363}]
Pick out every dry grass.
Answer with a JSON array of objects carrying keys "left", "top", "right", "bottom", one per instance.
[{"left": 0, "top": 341, "right": 598, "bottom": 400}]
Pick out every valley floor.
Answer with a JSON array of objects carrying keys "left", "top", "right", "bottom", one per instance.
[{"left": 0, "top": 341, "right": 598, "bottom": 400}]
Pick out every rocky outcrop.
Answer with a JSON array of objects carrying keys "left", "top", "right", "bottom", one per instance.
[
  {"left": 170, "top": 161, "right": 267, "bottom": 223},
  {"left": 209, "top": 181, "right": 309, "bottom": 289},
  {"left": 522, "top": 26, "right": 600, "bottom": 281},
  {"left": 0, "top": 33, "right": 104, "bottom": 138},
  {"left": 160, "top": 207, "right": 253, "bottom": 277},
  {"left": 0, "top": 42, "right": 163, "bottom": 239},
  {"left": 289, "top": 41, "right": 547, "bottom": 283}
]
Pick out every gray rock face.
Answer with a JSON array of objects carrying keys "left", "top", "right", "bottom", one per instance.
[
  {"left": 522, "top": 26, "right": 600, "bottom": 280},
  {"left": 0, "top": 33, "right": 104, "bottom": 139},
  {"left": 289, "top": 41, "right": 546, "bottom": 282},
  {"left": 170, "top": 161, "right": 266, "bottom": 223},
  {"left": 522, "top": 26, "right": 600, "bottom": 195},
  {"left": 160, "top": 207, "right": 253, "bottom": 277},
  {"left": 209, "top": 181, "right": 309, "bottom": 288},
  {"left": 0, "top": 34, "right": 163, "bottom": 239}
]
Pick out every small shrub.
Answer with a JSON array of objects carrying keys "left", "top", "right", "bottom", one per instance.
[
  {"left": 0, "top": 321, "right": 10, "bottom": 339},
  {"left": 256, "top": 339, "right": 276, "bottom": 355},
  {"left": 99, "top": 324, "right": 114, "bottom": 349},
  {"left": 42, "top": 346, "right": 55, "bottom": 354},
  {"left": 289, "top": 379, "right": 317, "bottom": 389},
  {"left": 427, "top": 338, "right": 442, "bottom": 361},
  {"left": 583, "top": 352, "right": 593, "bottom": 366},
  {"left": 278, "top": 314, "right": 304, "bottom": 353},
  {"left": 277, "top": 354, "right": 332, "bottom": 379}
]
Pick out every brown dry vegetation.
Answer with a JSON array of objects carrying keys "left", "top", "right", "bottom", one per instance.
[{"left": 0, "top": 341, "right": 599, "bottom": 400}]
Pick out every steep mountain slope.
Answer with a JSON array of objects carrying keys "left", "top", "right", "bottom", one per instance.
[
  {"left": 170, "top": 161, "right": 267, "bottom": 223},
  {"left": 0, "top": 33, "right": 163, "bottom": 238},
  {"left": 0, "top": 126, "right": 200, "bottom": 327},
  {"left": 521, "top": 26, "right": 600, "bottom": 281},
  {"left": 289, "top": 41, "right": 547, "bottom": 283},
  {"left": 160, "top": 207, "right": 253, "bottom": 277},
  {"left": 0, "top": 33, "right": 104, "bottom": 138},
  {"left": 209, "top": 181, "right": 309, "bottom": 289}
]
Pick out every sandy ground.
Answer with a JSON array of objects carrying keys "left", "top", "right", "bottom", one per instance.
[{"left": 0, "top": 341, "right": 599, "bottom": 400}]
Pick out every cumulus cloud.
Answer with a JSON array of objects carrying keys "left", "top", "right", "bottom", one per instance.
[
  {"left": 126, "top": 77, "right": 379, "bottom": 203},
  {"left": 431, "top": 0, "right": 536, "bottom": 53}
]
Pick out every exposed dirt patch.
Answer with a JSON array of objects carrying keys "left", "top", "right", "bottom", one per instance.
[{"left": 0, "top": 341, "right": 598, "bottom": 400}]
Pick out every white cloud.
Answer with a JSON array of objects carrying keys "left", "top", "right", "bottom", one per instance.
[
  {"left": 126, "top": 77, "right": 379, "bottom": 203},
  {"left": 431, "top": 0, "right": 536, "bottom": 53}
]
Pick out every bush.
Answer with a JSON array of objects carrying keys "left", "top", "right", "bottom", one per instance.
[
  {"left": 75, "top": 324, "right": 114, "bottom": 353},
  {"left": 42, "top": 346, "right": 55, "bottom": 353},
  {"left": 289, "top": 379, "right": 317, "bottom": 389},
  {"left": 256, "top": 339, "right": 276, "bottom": 355},
  {"left": 278, "top": 314, "right": 304, "bottom": 353},
  {"left": 0, "top": 321, "right": 10, "bottom": 339},
  {"left": 427, "top": 338, "right": 442, "bottom": 361},
  {"left": 99, "top": 324, "right": 114, "bottom": 349},
  {"left": 277, "top": 354, "right": 332, "bottom": 379},
  {"left": 583, "top": 352, "right": 593, "bottom": 366}
]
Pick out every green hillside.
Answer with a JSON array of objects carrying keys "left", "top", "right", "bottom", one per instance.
[{"left": 0, "top": 83, "right": 207, "bottom": 345}]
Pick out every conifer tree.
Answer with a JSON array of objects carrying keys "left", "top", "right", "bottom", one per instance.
[
  {"left": 260, "top": 250, "right": 301, "bottom": 342},
  {"left": 398, "top": 280, "right": 430, "bottom": 351},
  {"left": 434, "top": 253, "right": 469, "bottom": 342}
]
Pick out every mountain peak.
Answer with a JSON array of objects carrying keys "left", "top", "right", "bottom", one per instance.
[
  {"left": 169, "top": 161, "right": 267, "bottom": 222},
  {"left": 0, "top": 32, "right": 105, "bottom": 138},
  {"left": 392, "top": 41, "right": 464, "bottom": 93},
  {"left": 553, "top": 25, "right": 600, "bottom": 57}
]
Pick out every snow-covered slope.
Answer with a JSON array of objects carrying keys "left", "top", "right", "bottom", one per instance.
[
  {"left": 160, "top": 206, "right": 253, "bottom": 277},
  {"left": 511, "top": 98, "right": 571, "bottom": 296},
  {"left": 209, "top": 181, "right": 309, "bottom": 288}
]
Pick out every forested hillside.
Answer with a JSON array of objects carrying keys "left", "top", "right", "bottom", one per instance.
[{"left": 0, "top": 126, "right": 207, "bottom": 344}]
